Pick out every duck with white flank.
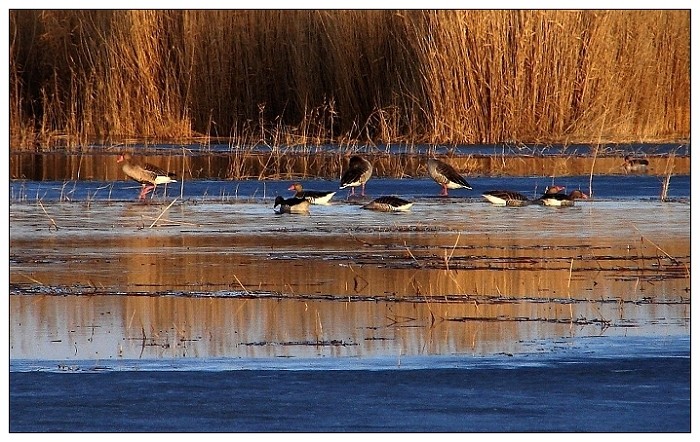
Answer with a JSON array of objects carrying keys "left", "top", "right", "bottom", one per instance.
[
  {"left": 274, "top": 196, "right": 310, "bottom": 214},
  {"left": 427, "top": 158, "right": 472, "bottom": 196},
  {"left": 539, "top": 189, "right": 588, "bottom": 207},
  {"left": 481, "top": 190, "right": 531, "bottom": 207},
  {"left": 623, "top": 155, "right": 650, "bottom": 174},
  {"left": 117, "top": 152, "right": 177, "bottom": 201},
  {"left": 483, "top": 185, "right": 567, "bottom": 207},
  {"left": 340, "top": 155, "right": 373, "bottom": 196},
  {"left": 288, "top": 182, "right": 336, "bottom": 205},
  {"left": 362, "top": 196, "right": 414, "bottom": 212}
]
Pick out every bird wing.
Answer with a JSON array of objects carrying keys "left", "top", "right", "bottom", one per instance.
[
  {"left": 143, "top": 162, "right": 175, "bottom": 178},
  {"left": 433, "top": 160, "right": 471, "bottom": 188},
  {"left": 348, "top": 156, "right": 369, "bottom": 169},
  {"left": 376, "top": 196, "right": 410, "bottom": 205},
  {"left": 340, "top": 167, "right": 366, "bottom": 187},
  {"left": 443, "top": 168, "right": 470, "bottom": 187},
  {"left": 300, "top": 190, "right": 333, "bottom": 198},
  {"left": 341, "top": 156, "right": 372, "bottom": 187},
  {"left": 484, "top": 190, "right": 528, "bottom": 201},
  {"left": 544, "top": 193, "right": 570, "bottom": 201}
]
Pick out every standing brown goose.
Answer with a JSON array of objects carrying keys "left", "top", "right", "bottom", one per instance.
[
  {"left": 427, "top": 158, "right": 472, "bottom": 196},
  {"left": 340, "top": 155, "right": 373, "bottom": 196},
  {"left": 117, "top": 153, "right": 176, "bottom": 201}
]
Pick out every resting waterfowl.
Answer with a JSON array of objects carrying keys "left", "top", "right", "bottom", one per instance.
[
  {"left": 482, "top": 190, "right": 531, "bottom": 207},
  {"left": 288, "top": 183, "right": 336, "bottom": 205},
  {"left": 623, "top": 155, "right": 649, "bottom": 174},
  {"left": 540, "top": 189, "right": 588, "bottom": 207},
  {"left": 531, "top": 185, "right": 567, "bottom": 203},
  {"left": 483, "top": 185, "right": 566, "bottom": 206},
  {"left": 427, "top": 158, "right": 472, "bottom": 196},
  {"left": 117, "top": 153, "right": 176, "bottom": 201},
  {"left": 274, "top": 196, "right": 310, "bottom": 214},
  {"left": 362, "top": 196, "right": 414, "bottom": 212},
  {"left": 340, "top": 155, "right": 373, "bottom": 196}
]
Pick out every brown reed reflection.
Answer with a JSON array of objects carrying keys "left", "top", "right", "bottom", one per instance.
[
  {"left": 9, "top": 151, "right": 691, "bottom": 181},
  {"left": 9, "top": 294, "right": 689, "bottom": 360},
  {"left": 10, "top": 224, "right": 690, "bottom": 302}
]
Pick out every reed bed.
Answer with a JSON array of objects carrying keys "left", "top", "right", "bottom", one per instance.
[{"left": 10, "top": 10, "right": 690, "bottom": 151}]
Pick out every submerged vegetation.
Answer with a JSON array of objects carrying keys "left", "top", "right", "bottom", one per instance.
[{"left": 10, "top": 10, "right": 690, "bottom": 150}]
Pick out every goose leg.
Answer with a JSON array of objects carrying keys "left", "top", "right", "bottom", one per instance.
[
  {"left": 139, "top": 184, "right": 155, "bottom": 201},
  {"left": 138, "top": 185, "right": 149, "bottom": 201}
]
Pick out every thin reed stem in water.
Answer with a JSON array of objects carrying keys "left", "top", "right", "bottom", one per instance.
[
  {"left": 443, "top": 232, "right": 461, "bottom": 271},
  {"left": 660, "top": 153, "right": 675, "bottom": 201},
  {"left": 37, "top": 200, "right": 59, "bottom": 231},
  {"left": 233, "top": 274, "right": 249, "bottom": 295},
  {"left": 180, "top": 146, "right": 186, "bottom": 200},
  {"left": 628, "top": 222, "right": 689, "bottom": 277},
  {"left": 403, "top": 242, "right": 421, "bottom": 267},
  {"left": 149, "top": 198, "right": 178, "bottom": 228}
]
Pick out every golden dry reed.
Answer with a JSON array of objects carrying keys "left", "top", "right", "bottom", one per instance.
[{"left": 10, "top": 10, "right": 690, "bottom": 150}]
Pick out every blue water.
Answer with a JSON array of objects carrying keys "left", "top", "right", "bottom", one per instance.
[
  {"left": 9, "top": 336, "right": 690, "bottom": 432},
  {"left": 9, "top": 174, "right": 691, "bottom": 203}
]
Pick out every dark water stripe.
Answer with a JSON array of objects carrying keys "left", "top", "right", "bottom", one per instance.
[
  {"left": 10, "top": 354, "right": 690, "bottom": 432},
  {"left": 9, "top": 175, "right": 692, "bottom": 203}
]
